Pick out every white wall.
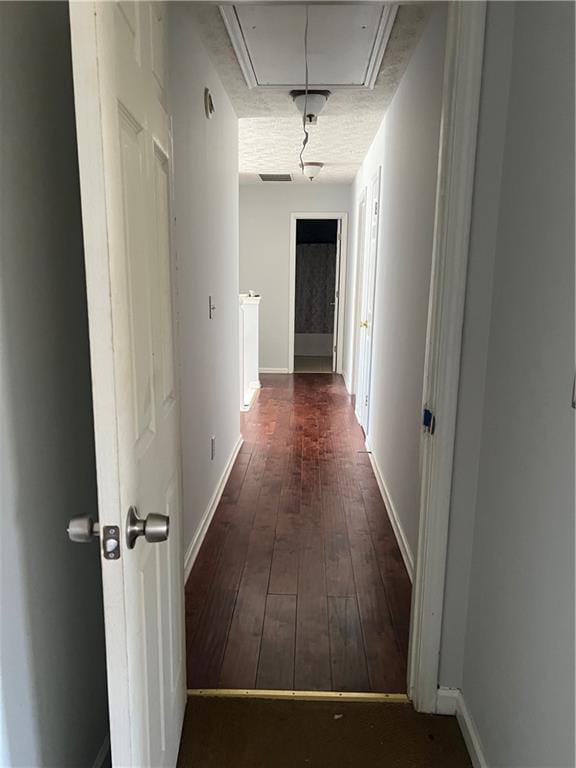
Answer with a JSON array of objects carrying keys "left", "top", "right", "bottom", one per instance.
[
  {"left": 239, "top": 184, "right": 351, "bottom": 371},
  {"left": 169, "top": 7, "right": 241, "bottom": 555},
  {"left": 0, "top": 3, "right": 109, "bottom": 765},
  {"left": 442, "top": 3, "right": 574, "bottom": 766},
  {"left": 343, "top": 6, "right": 447, "bottom": 560},
  {"left": 439, "top": 0, "right": 515, "bottom": 692}
]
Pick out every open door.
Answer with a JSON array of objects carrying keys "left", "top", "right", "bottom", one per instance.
[
  {"left": 68, "top": 3, "right": 186, "bottom": 766},
  {"left": 355, "top": 167, "right": 381, "bottom": 435},
  {"left": 352, "top": 190, "right": 367, "bottom": 392}
]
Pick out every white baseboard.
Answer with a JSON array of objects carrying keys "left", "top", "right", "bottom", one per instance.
[
  {"left": 456, "top": 691, "right": 489, "bottom": 768},
  {"left": 92, "top": 734, "right": 110, "bottom": 768},
  {"left": 183, "top": 435, "right": 243, "bottom": 582},
  {"left": 342, "top": 369, "right": 352, "bottom": 394},
  {"left": 259, "top": 367, "right": 289, "bottom": 374},
  {"left": 435, "top": 686, "right": 459, "bottom": 715},
  {"left": 240, "top": 385, "right": 259, "bottom": 412},
  {"left": 367, "top": 450, "right": 414, "bottom": 582},
  {"left": 436, "top": 688, "right": 488, "bottom": 768}
]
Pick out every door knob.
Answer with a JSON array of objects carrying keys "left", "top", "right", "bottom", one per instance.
[
  {"left": 125, "top": 506, "right": 170, "bottom": 549},
  {"left": 68, "top": 515, "right": 100, "bottom": 543},
  {"left": 360, "top": 320, "right": 368, "bottom": 328}
]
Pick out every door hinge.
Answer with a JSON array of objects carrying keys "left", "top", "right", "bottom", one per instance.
[
  {"left": 365, "top": 395, "right": 369, "bottom": 407},
  {"left": 422, "top": 408, "right": 436, "bottom": 435},
  {"left": 374, "top": 201, "right": 379, "bottom": 215}
]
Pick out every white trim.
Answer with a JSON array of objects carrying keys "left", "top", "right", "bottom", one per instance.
[
  {"left": 455, "top": 692, "right": 489, "bottom": 768},
  {"left": 349, "top": 187, "right": 367, "bottom": 396},
  {"left": 288, "top": 212, "right": 348, "bottom": 375},
  {"left": 341, "top": 368, "right": 352, "bottom": 393},
  {"left": 436, "top": 688, "right": 488, "bottom": 768},
  {"left": 240, "top": 396, "right": 255, "bottom": 413},
  {"left": 240, "top": 383, "right": 260, "bottom": 413},
  {"left": 367, "top": 450, "right": 414, "bottom": 582},
  {"left": 435, "top": 686, "right": 459, "bottom": 716},
  {"left": 354, "top": 168, "right": 381, "bottom": 434},
  {"left": 91, "top": 735, "right": 110, "bottom": 768},
  {"left": 221, "top": 4, "right": 398, "bottom": 91},
  {"left": 259, "top": 367, "right": 289, "bottom": 374},
  {"left": 184, "top": 436, "right": 243, "bottom": 582},
  {"left": 364, "top": 5, "right": 399, "bottom": 89},
  {"left": 219, "top": 7, "right": 258, "bottom": 89},
  {"left": 408, "top": 2, "right": 487, "bottom": 713}
]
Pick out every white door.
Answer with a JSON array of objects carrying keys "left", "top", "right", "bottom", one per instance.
[
  {"left": 69, "top": 3, "right": 186, "bottom": 766},
  {"left": 352, "top": 191, "right": 367, "bottom": 393},
  {"left": 355, "top": 168, "right": 381, "bottom": 434},
  {"left": 331, "top": 219, "right": 342, "bottom": 372}
]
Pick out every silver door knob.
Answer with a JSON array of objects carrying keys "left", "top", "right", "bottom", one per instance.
[
  {"left": 68, "top": 515, "right": 100, "bottom": 543},
  {"left": 125, "top": 506, "right": 169, "bottom": 550}
]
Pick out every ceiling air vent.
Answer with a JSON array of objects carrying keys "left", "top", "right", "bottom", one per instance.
[{"left": 259, "top": 174, "right": 292, "bottom": 182}]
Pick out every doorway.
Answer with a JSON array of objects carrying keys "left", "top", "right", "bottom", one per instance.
[
  {"left": 293, "top": 218, "right": 339, "bottom": 373},
  {"left": 288, "top": 212, "right": 348, "bottom": 374},
  {"left": 354, "top": 168, "right": 381, "bottom": 435},
  {"left": 61, "top": 0, "right": 488, "bottom": 763}
]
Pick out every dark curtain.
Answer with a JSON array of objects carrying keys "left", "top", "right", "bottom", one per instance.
[{"left": 295, "top": 243, "right": 336, "bottom": 333}]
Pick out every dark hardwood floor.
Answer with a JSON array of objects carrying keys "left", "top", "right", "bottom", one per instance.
[{"left": 185, "top": 374, "right": 411, "bottom": 692}]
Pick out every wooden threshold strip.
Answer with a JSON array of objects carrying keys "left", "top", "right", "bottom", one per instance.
[{"left": 187, "top": 689, "right": 409, "bottom": 703}]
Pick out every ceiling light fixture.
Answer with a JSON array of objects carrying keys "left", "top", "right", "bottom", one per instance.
[
  {"left": 302, "top": 162, "right": 323, "bottom": 182},
  {"left": 291, "top": 90, "right": 330, "bottom": 125}
]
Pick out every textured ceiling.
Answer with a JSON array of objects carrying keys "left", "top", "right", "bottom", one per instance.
[{"left": 191, "top": 4, "right": 431, "bottom": 184}]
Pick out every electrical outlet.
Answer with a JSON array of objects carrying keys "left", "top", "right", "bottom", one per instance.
[{"left": 210, "top": 436, "right": 216, "bottom": 461}]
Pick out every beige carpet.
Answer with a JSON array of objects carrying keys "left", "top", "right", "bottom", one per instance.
[{"left": 177, "top": 696, "right": 472, "bottom": 767}]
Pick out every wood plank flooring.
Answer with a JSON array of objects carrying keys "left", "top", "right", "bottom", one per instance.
[{"left": 185, "top": 374, "right": 411, "bottom": 692}]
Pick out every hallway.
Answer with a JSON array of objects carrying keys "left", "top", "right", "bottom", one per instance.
[{"left": 185, "top": 375, "right": 411, "bottom": 692}]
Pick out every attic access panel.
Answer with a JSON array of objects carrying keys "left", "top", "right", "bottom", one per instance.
[{"left": 220, "top": 3, "right": 398, "bottom": 90}]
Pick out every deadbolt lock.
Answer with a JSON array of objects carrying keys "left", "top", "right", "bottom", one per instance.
[
  {"left": 67, "top": 515, "right": 121, "bottom": 560},
  {"left": 67, "top": 515, "right": 99, "bottom": 543}
]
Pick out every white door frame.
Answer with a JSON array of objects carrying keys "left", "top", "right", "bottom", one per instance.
[
  {"left": 288, "top": 212, "right": 348, "bottom": 374},
  {"left": 408, "top": 2, "right": 487, "bottom": 712},
  {"left": 331, "top": 219, "right": 343, "bottom": 372},
  {"left": 350, "top": 187, "right": 367, "bottom": 395},
  {"left": 354, "top": 168, "right": 380, "bottom": 434}
]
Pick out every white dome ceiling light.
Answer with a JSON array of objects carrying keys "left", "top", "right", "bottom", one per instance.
[
  {"left": 302, "top": 162, "right": 324, "bottom": 182},
  {"left": 291, "top": 90, "right": 330, "bottom": 126}
]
